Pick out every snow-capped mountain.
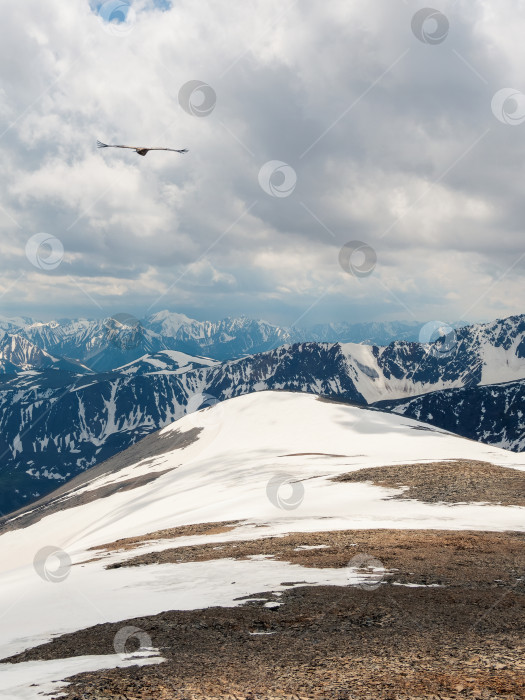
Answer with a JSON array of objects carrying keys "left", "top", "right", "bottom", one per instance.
[
  {"left": 0, "top": 334, "right": 90, "bottom": 375},
  {"left": 0, "top": 315, "right": 35, "bottom": 334},
  {"left": 200, "top": 314, "right": 525, "bottom": 404},
  {"left": 116, "top": 350, "right": 218, "bottom": 376},
  {"left": 0, "top": 349, "right": 220, "bottom": 515},
  {"left": 146, "top": 313, "right": 430, "bottom": 360},
  {"left": 20, "top": 317, "right": 172, "bottom": 372},
  {"left": 0, "top": 391, "right": 524, "bottom": 698},
  {"left": 0, "top": 314, "right": 523, "bottom": 515},
  {"left": 0, "top": 311, "right": 430, "bottom": 368},
  {"left": 146, "top": 311, "right": 301, "bottom": 360},
  {"left": 377, "top": 378, "right": 525, "bottom": 452}
]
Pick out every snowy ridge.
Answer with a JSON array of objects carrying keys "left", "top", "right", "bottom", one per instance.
[
  {"left": 0, "top": 391, "right": 524, "bottom": 697},
  {"left": 116, "top": 350, "right": 218, "bottom": 376}
]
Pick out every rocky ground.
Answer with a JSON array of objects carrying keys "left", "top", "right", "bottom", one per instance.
[
  {"left": 99, "top": 529, "right": 524, "bottom": 592},
  {"left": 5, "top": 528, "right": 525, "bottom": 699},
  {"left": 89, "top": 520, "right": 240, "bottom": 554},
  {"left": 333, "top": 460, "right": 525, "bottom": 506}
]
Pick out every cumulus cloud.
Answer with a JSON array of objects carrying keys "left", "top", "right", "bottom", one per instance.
[{"left": 0, "top": 0, "right": 523, "bottom": 326}]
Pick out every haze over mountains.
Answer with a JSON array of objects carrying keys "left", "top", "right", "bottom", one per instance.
[
  {"left": 0, "top": 312, "right": 523, "bottom": 515},
  {"left": 0, "top": 311, "right": 429, "bottom": 368}
]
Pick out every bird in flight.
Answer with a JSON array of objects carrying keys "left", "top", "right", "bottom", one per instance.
[{"left": 97, "top": 140, "right": 188, "bottom": 157}]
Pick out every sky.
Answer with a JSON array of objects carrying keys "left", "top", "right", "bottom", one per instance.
[{"left": 0, "top": 0, "right": 524, "bottom": 327}]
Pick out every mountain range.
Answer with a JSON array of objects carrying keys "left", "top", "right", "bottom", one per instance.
[
  {"left": 0, "top": 313, "right": 522, "bottom": 516},
  {"left": 0, "top": 311, "right": 430, "bottom": 368},
  {"left": 378, "top": 378, "right": 525, "bottom": 452}
]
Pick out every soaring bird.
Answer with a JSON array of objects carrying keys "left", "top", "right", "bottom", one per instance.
[{"left": 97, "top": 140, "right": 188, "bottom": 156}]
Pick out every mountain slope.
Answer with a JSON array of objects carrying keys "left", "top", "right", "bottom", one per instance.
[
  {"left": 146, "top": 311, "right": 302, "bottom": 359},
  {"left": 1, "top": 314, "right": 524, "bottom": 514},
  {"left": 0, "top": 391, "right": 524, "bottom": 698},
  {"left": 22, "top": 317, "right": 172, "bottom": 372},
  {"left": 0, "top": 334, "right": 90, "bottom": 375},
  {"left": 5, "top": 391, "right": 524, "bottom": 535},
  {"left": 376, "top": 378, "right": 525, "bottom": 452},
  {"left": 116, "top": 349, "right": 218, "bottom": 376}
]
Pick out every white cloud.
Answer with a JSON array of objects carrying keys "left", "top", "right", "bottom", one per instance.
[{"left": 0, "top": 0, "right": 523, "bottom": 325}]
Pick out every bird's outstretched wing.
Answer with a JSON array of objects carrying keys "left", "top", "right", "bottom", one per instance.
[
  {"left": 97, "top": 140, "right": 137, "bottom": 150},
  {"left": 144, "top": 147, "right": 189, "bottom": 154}
]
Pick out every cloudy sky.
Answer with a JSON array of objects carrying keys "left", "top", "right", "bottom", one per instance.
[{"left": 0, "top": 0, "right": 524, "bottom": 327}]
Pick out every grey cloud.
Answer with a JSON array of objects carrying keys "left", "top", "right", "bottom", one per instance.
[{"left": 0, "top": 0, "right": 523, "bottom": 326}]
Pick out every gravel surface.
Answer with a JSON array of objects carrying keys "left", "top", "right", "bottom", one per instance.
[
  {"left": 89, "top": 520, "right": 241, "bottom": 554},
  {"left": 102, "top": 529, "right": 525, "bottom": 591},
  {"left": 333, "top": 460, "right": 525, "bottom": 505},
  {"left": 4, "top": 528, "right": 524, "bottom": 699}
]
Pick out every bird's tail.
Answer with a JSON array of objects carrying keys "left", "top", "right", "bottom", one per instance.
[{"left": 97, "top": 140, "right": 109, "bottom": 148}]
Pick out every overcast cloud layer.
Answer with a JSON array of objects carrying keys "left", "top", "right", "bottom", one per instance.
[{"left": 0, "top": 0, "right": 524, "bottom": 327}]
